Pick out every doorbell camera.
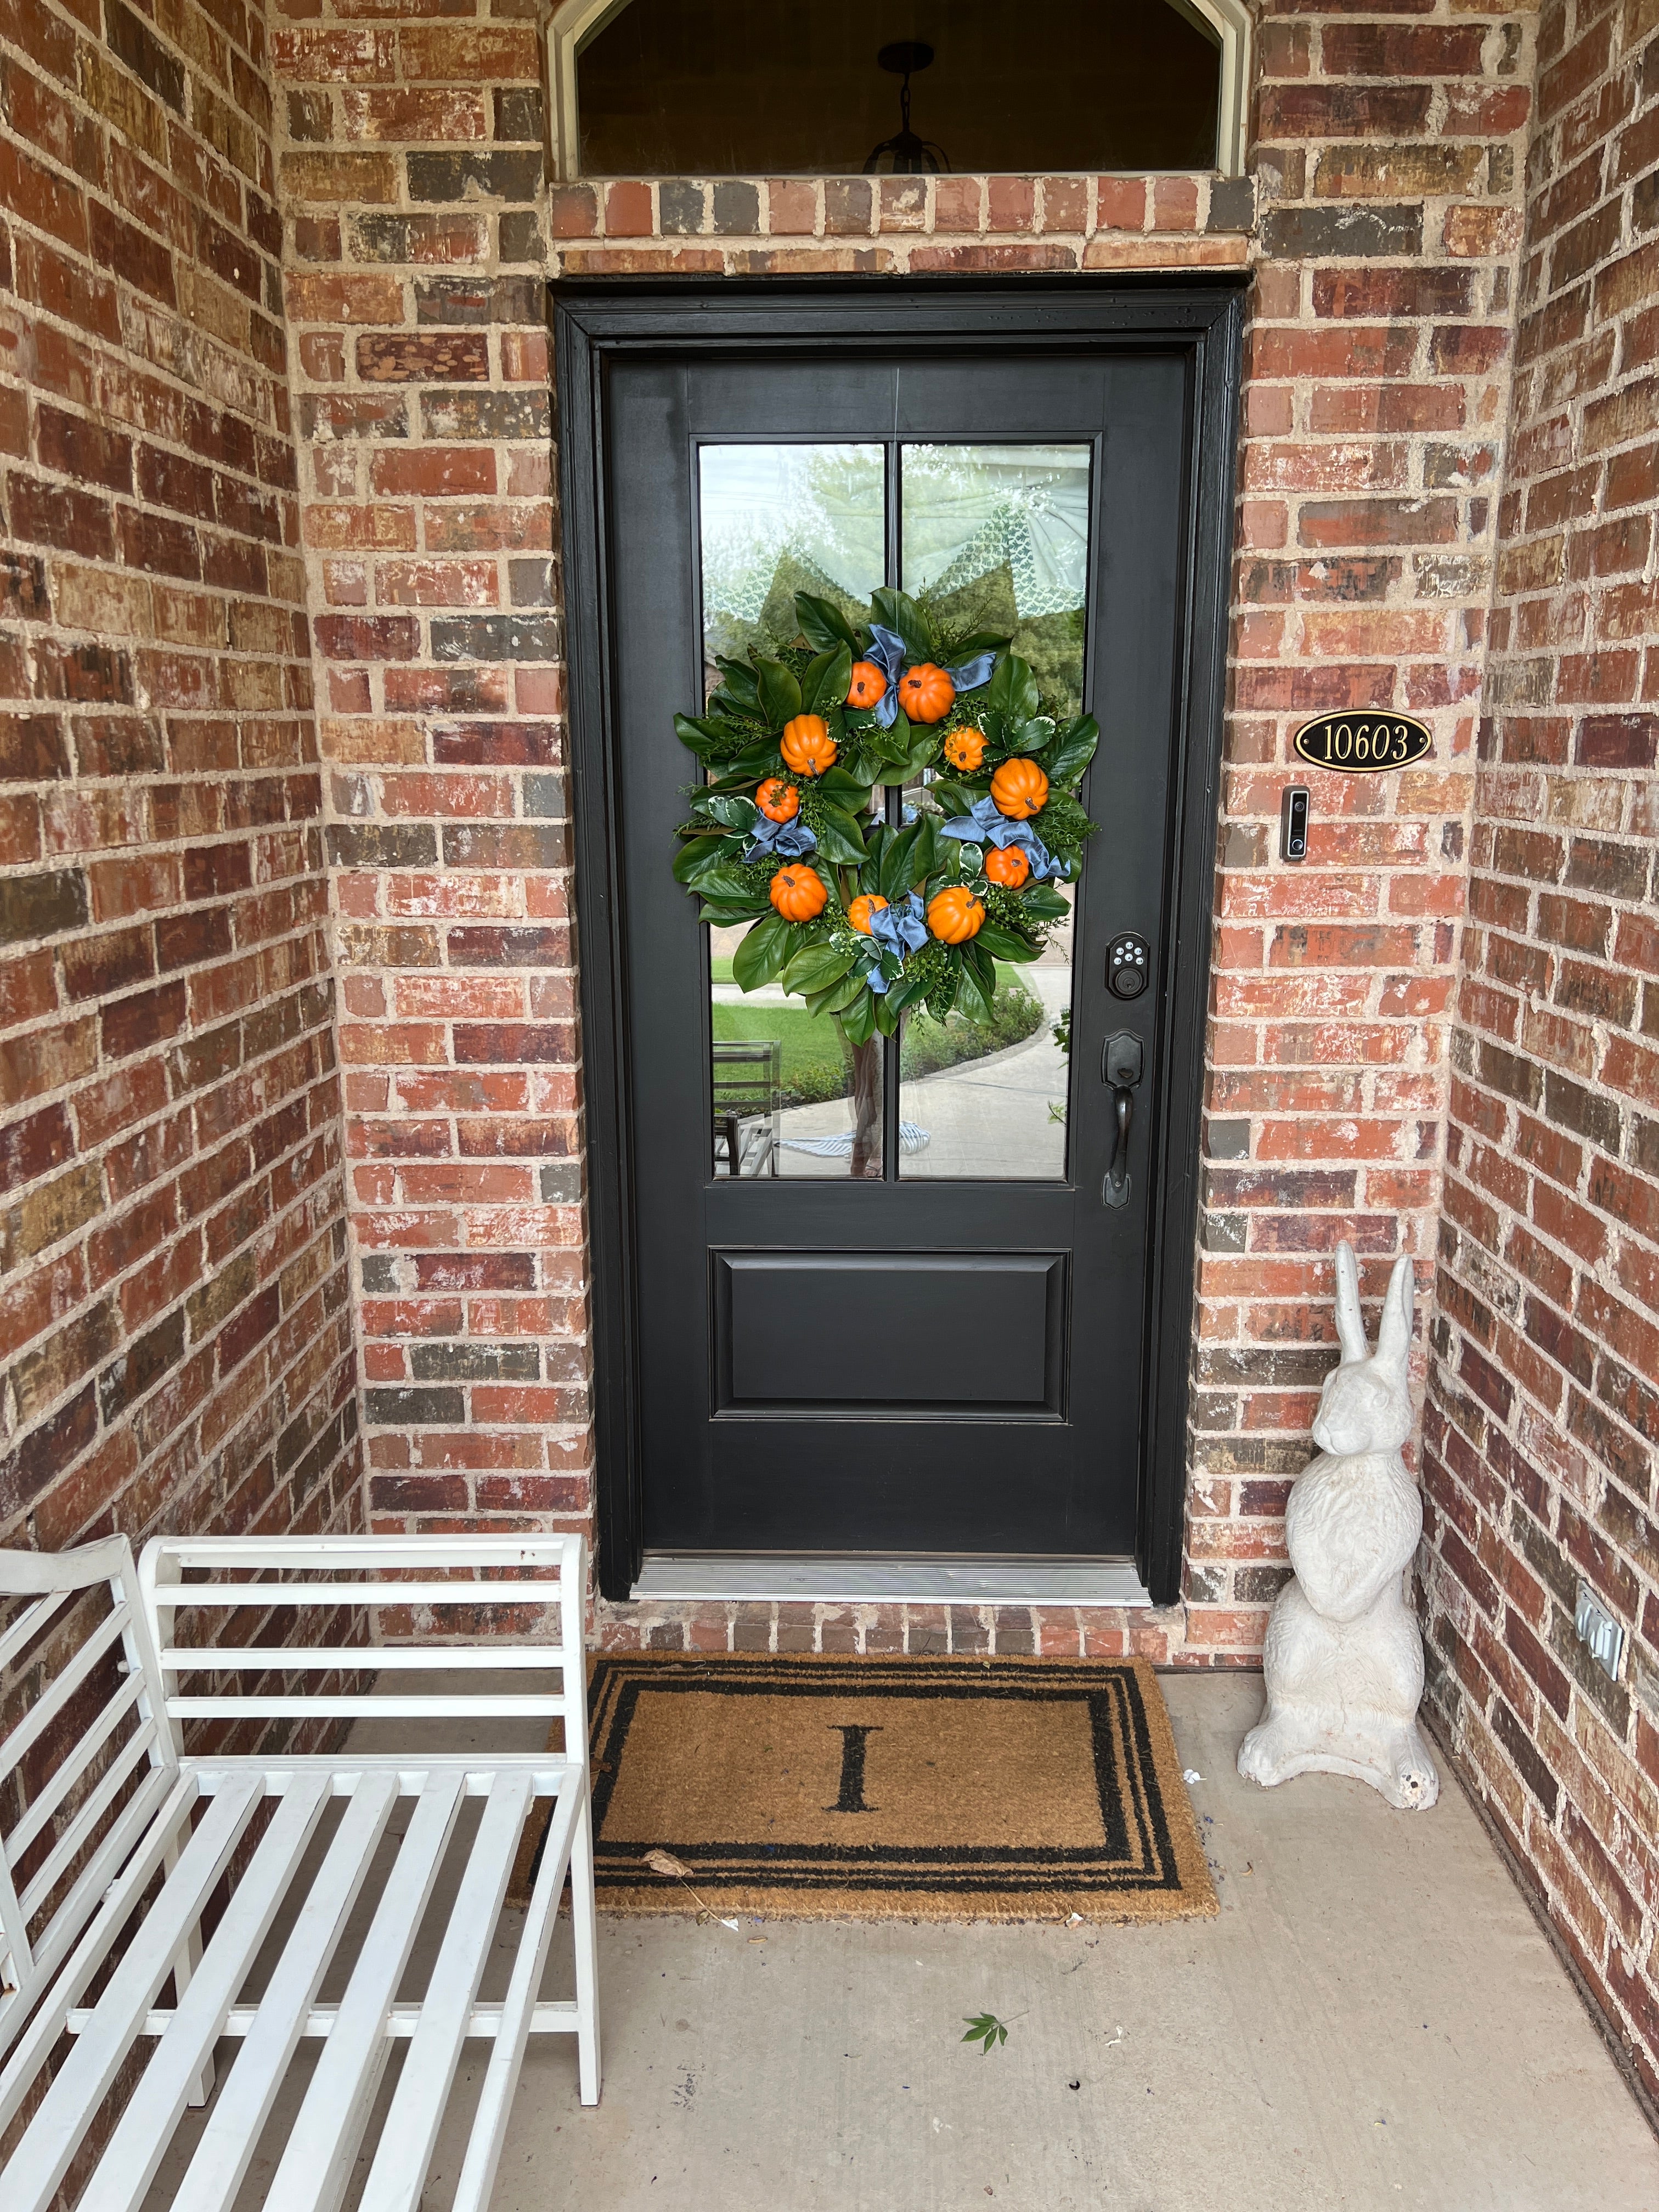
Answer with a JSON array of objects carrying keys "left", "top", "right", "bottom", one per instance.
[{"left": 1280, "top": 785, "right": 1310, "bottom": 864}]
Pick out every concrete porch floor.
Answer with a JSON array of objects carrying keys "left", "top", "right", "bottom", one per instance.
[{"left": 147, "top": 1673, "right": 1659, "bottom": 2212}]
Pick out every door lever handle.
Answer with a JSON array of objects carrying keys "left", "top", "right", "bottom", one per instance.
[
  {"left": 1104, "top": 1086, "right": 1133, "bottom": 1208},
  {"left": 1102, "top": 1030, "right": 1142, "bottom": 1210}
]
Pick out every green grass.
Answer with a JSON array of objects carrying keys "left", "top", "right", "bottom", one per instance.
[{"left": 712, "top": 975, "right": 1046, "bottom": 1108}]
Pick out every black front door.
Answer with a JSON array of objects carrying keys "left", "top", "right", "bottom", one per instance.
[{"left": 557, "top": 286, "right": 1241, "bottom": 1598}]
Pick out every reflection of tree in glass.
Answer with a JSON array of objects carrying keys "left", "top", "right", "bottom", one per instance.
[
  {"left": 903, "top": 445, "right": 1089, "bottom": 716},
  {"left": 701, "top": 447, "right": 882, "bottom": 669}
]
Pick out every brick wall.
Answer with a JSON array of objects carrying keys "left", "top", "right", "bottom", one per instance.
[
  {"left": 0, "top": 0, "right": 359, "bottom": 1563},
  {"left": 270, "top": 0, "right": 1540, "bottom": 1663},
  {"left": 1421, "top": 0, "right": 1659, "bottom": 2103}
]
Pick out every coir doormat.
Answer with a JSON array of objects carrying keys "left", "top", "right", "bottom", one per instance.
[{"left": 513, "top": 1653, "right": 1216, "bottom": 1923}]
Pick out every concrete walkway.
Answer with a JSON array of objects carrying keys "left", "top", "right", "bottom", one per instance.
[
  {"left": 144, "top": 1674, "right": 1659, "bottom": 2212},
  {"left": 466, "top": 1676, "right": 1658, "bottom": 2211}
]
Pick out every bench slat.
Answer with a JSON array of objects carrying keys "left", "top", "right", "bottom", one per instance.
[
  {"left": 164, "top": 1771, "right": 399, "bottom": 2212},
  {"left": 455, "top": 1786, "right": 585, "bottom": 2212},
  {"left": 0, "top": 1602, "right": 132, "bottom": 1787},
  {"left": 0, "top": 1767, "right": 192, "bottom": 2093},
  {"left": 77, "top": 1775, "right": 334, "bottom": 2212},
  {"left": 2, "top": 1775, "right": 261, "bottom": 2212},
  {"left": 359, "top": 1773, "right": 535, "bottom": 2212},
  {"left": 262, "top": 1770, "right": 466, "bottom": 2212}
]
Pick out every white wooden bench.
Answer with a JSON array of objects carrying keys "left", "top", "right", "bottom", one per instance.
[{"left": 0, "top": 1530, "right": 598, "bottom": 2212}]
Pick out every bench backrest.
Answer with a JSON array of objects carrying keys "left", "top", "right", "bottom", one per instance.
[
  {"left": 136, "top": 1531, "right": 588, "bottom": 1754},
  {"left": 0, "top": 1537, "right": 177, "bottom": 2061}
]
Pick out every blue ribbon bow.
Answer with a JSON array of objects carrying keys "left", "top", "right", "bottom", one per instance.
[
  {"left": 939, "top": 793, "right": 1060, "bottom": 879},
  {"left": 858, "top": 890, "right": 928, "bottom": 993},
  {"left": 863, "top": 627, "right": 997, "bottom": 729},
  {"left": 742, "top": 814, "right": 817, "bottom": 864}
]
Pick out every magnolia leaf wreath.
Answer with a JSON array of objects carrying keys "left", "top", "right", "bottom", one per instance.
[{"left": 673, "top": 586, "right": 1098, "bottom": 1053}]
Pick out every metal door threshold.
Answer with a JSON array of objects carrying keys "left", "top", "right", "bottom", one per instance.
[{"left": 631, "top": 1557, "right": 1153, "bottom": 1607}]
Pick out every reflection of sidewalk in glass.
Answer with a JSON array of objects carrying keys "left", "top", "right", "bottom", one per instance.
[{"left": 769, "top": 965, "right": 1073, "bottom": 1181}]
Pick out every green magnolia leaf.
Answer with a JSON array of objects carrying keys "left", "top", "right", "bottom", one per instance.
[
  {"left": 838, "top": 988, "right": 878, "bottom": 1046},
  {"left": 1022, "top": 885, "right": 1072, "bottom": 921},
  {"left": 696, "top": 864, "right": 763, "bottom": 906},
  {"left": 821, "top": 765, "right": 874, "bottom": 799},
  {"left": 961, "top": 938, "right": 997, "bottom": 995},
  {"left": 947, "top": 629, "right": 1013, "bottom": 659},
  {"left": 986, "top": 652, "right": 1040, "bottom": 728},
  {"left": 807, "top": 967, "right": 867, "bottom": 1018},
  {"left": 953, "top": 951, "right": 994, "bottom": 1026},
  {"left": 713, "top": 656, "right": 761, "bottom": 712},
  {"left": 975, "top": 921, "right": 1041, "bottom": 962},
  {"left": 672, "top": 834, "right": 731, "bottom": 886},
  {"left": 1043, "top": 716, "right": 1100, "bottom": 789},
  {"left": 803, "top": 643, "right": 853, "bottom": 718},
  {"left": 811, "top": 802, "right": 870, "bottom": 866},
  {"left": 755, "top": 657, "right": 803, "bottom": 729},
  {"left": 929, "top": 781, "right": 979, "bottom": 819},
  {"left": 703, "top": 793, "right": 758, "bottom": 831},
  {"left": 731, "top": 915, "right": 792, "bottom": 991},
  {"left": 872, "top": 990, "right": 900, "bottom": 1036},
  {"left": 794, "top": 592, "right": 860, "bottom": 654},
  {"left": 909, "top": 811, "right": 941, "bottom": 886},
  {"left": 870, "top": 586, "right": 934, "bottom": 661},
  {"left": 674, "top": 714, "right": 736, "bottom": 759},
  {"left": 780, "top": 943, "right": 855, "bottom": 998},
  {"left": 885, "top": 970, "right": 930, "bottom": 1017},
  {"left": 708, "top": 742, "right": 784, "bottom": 793},
  {"left": 698, "top": 898, "right": 765, "bottom": 924},
  {"left": 878, "top": 823, "right": 919, "bottom": 905},
  {"left": 868, "top": 713, "right": 915, "bottom": 769},
  {"left": 893, "top": 721, "right": 936, "bottom": 786}
]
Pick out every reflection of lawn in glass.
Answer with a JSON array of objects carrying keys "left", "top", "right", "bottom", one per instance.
[{"left": 711, "top": 975, "right": 1043, "bottom": 1109}]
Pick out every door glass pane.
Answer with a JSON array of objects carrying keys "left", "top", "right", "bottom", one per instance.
[
  {"left": 898, "top": 444, "right": 1090, "bottom": 1180},
  {"left": 701, "top": 444, "right": 885, "bottom": 1179},
  {"left": 698, "top": 443, "right": 884, "bottom": 678}
]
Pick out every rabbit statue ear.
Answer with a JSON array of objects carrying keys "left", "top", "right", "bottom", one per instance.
[
  {"left": 1375, "top": 1252, "right": 1415, "bottom": 1378},
  {"left": 1333, "top": 1240, "right": 1368, "bottom": 1365}
]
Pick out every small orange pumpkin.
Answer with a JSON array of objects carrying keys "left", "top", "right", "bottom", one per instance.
[
  {"left": 944, "top": 725, "right": 987, "bottom": 773},
  {"left": 927, "top": 886, "right": 985, "bottom": 944},
  {"left": 989, "top": 757, "right": 1049, "bottom": 820},
  {"left": 755, "top": 777, "right": 799, "bottom": 822},
  {"left": 898, "top": 663, "right": 955, "bottom": 724},
  {"left": 780, "top": 714, "right": 837, "bottom": 777},
  {"left": 984, "top": 844, "right": 1030, "bottom": 889},
  {"left": 847, "top": 893, "right": 889, "bottom": 935},
  {"left": 770, "top": 864, "right": 828, "bottom": 922},
  {"left": 846, "top": 660, "right": 887, "bottom": 710}
]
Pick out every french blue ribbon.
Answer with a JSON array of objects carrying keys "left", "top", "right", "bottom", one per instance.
[
  {"left": 741, "top": 815, "right": 817, "bottom": 863},
  {"left": 939, "top": 793, "right": 1060, "bottom": 879},
  {"left": 868, "top": 890, "right": 929, "bottom": 957},
  {"left": 944, "top": 651, "right": 997, "bottom": 695},
  {"left": 857, "top": 890, "right": 928, "bottom": 992},
  {"left": 866, "top": 625, "right": 907, "bottom": 728}
]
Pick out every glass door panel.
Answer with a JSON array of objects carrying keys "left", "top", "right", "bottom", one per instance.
[
  {"left": 699, "top": 444, "right": 885, "bottom": 1177},
  {"left": 897, "top": 443, "right": 1091, "bottom": 1180}
]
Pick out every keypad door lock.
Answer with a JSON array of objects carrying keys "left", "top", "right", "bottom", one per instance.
[{"left": 1107, "top": 932, "right": 1150, "bottom": 1000}]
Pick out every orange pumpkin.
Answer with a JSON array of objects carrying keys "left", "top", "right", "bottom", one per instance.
[
  {"left": 755, "top": 777, "right": 799, "bottom": 822},
  {"left": 990, "top": 757, "right": 1049, "bottom": 820},
  {"left": 770, "top": 864, "right": 828, "bottom": 922},
  {"left": 846, "top": 660, "right": 887, "bottom": 710},
  {"left": 944, "top": 725, "right": 987, "bottom": 772},
  {"left": 847, "top": 893, "right": 889, "bottom": 935},
  {"left": 984, "top": 844, "right": 1030, "bottom": 889},
  {"left": 898, "top": 663, "right": 955, "bottom": 724},
  {"left": 780, "top": 714, "right": 837, "bottom": 777},
  {"left": 927, "top": 886, "right": 985, "bottom": 944}
]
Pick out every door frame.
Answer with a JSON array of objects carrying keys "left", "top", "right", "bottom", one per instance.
[{"left": 553, "top": 278, "right": 1246, "bottom": 1604}]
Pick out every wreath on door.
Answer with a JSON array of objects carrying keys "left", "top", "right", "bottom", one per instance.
[{"left": 672, "top": 586, "right": 1099, "bottom": 1051}]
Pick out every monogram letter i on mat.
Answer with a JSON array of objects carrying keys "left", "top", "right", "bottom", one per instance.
[{"left": 1238, "top": 1242, "right": 1440, "bottom": 1810}]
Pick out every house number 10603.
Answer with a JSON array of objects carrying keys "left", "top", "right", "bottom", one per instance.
[{"left": 1292, "top": 712, "right": 1432, "bottom": 773}]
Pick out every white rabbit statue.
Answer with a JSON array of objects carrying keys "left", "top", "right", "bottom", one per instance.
[{"left": 1238, "top": 1242, "right": 1439, "bottom": 1810}]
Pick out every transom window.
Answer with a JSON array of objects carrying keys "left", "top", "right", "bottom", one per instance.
[{"left": 546, "top": 0, "right": 1250, "bottom": 182}]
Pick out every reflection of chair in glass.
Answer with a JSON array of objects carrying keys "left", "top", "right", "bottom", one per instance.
[{"left": 713, "top": 1040, "right": 781, "bottom": 1176}]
